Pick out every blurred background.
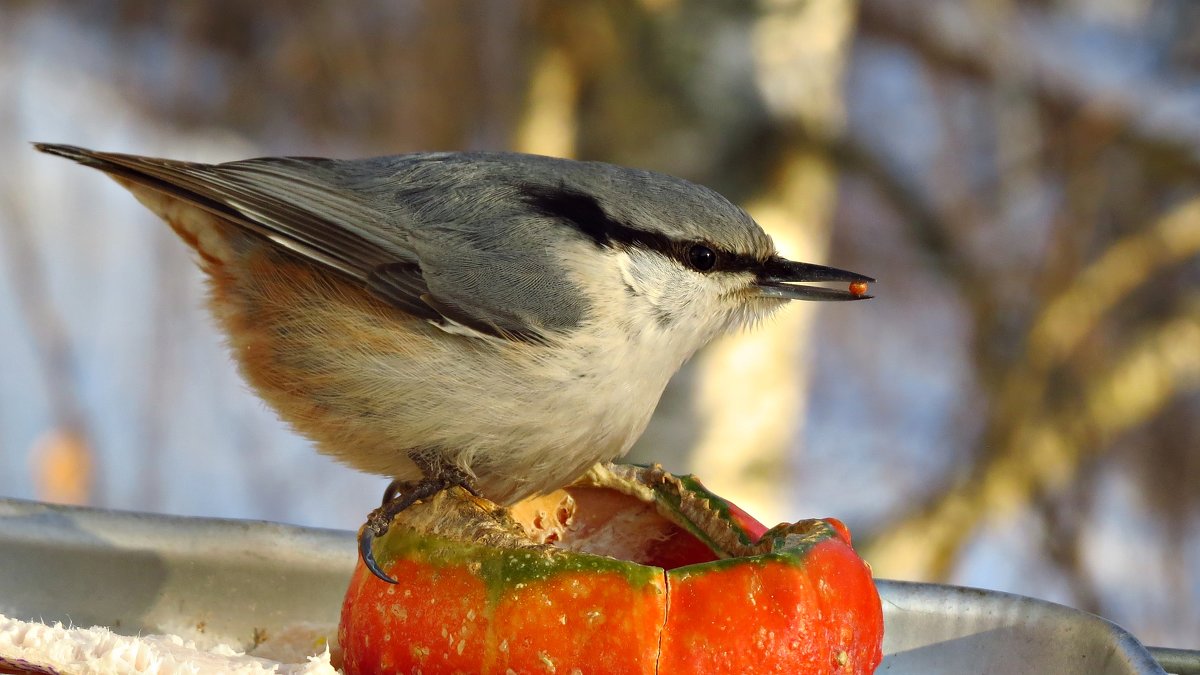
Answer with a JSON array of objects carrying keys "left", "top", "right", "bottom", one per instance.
[{"left": 1, "top": 0, "right": 1197, "bottom": 648}]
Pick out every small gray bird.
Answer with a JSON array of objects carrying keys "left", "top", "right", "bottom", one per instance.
[{"left": 35, "top": 144, "right": 873, "bottom": 581}]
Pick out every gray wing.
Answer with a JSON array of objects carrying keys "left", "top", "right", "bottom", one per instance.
[{"left": 35, "top": 144, "right": 556, "bottom": 341}]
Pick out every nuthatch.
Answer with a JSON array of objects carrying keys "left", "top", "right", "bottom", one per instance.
[{"left": 36, "top": 144, "right": 873, "bottom": 581}]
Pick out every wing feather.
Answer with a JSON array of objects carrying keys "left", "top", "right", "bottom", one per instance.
[{"left": 35, "top": 143, "right": 540, "bottom": 341}]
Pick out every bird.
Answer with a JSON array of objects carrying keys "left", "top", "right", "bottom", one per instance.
[{"left": 35, "top": 143, "right": 873, "bottom": 581}]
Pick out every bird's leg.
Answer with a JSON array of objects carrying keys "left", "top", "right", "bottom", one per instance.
[{"left": 358, "top": 455, "right": 479, "bottom": 584}]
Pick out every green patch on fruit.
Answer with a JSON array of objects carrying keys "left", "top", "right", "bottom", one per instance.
[
  {"left": 666, "top": 523, "right": 837, "bottom": 579},
  {"left": 672, "top": 473, "right": 761, "bottom": 547},
  {"left": 372, "top": 525, "right": 664, "bottom": 600},
  {"left": 479, "top": 545, "right": 663, "bottom": 596}
]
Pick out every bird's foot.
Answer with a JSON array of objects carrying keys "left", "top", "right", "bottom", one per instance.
[{"left": 358, "top": 464, "right": 479, "bottom": 584}]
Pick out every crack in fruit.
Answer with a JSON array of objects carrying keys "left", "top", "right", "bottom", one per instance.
[{"left": 656, "top": 569, "right": 670, "bottom": 674}]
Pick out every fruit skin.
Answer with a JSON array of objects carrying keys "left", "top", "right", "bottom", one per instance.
[
  {"left": 339, "top": 525, "right": 666, "bottom": 675},
  {"left": 339, "top": 464, "right": 883, "bottom": 674},
  {"left": 659, "top": 520, "right": 883, "bottom": 674}
]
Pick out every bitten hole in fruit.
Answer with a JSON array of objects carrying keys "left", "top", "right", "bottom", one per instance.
[{"left": 510, "top": 487, "right": 719, "bottom": 570}]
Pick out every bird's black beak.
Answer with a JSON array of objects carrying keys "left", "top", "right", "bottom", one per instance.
[{"left": 754, "top": 257, "right": 875, "bottom": 301}]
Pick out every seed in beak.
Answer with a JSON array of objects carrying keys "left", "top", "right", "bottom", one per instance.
[{"left": 849, "top": 281, "right": 870, "bottom": 297}]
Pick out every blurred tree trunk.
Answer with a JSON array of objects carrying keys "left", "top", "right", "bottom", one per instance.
[
  {"left": 516, "top": 0, "right": 859, "bottom": 524},
  {"left": 691, "top": 0, "right": 857, "bottom": 524}
]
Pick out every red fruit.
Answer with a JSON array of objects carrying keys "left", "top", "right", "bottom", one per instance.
[{"left": 339, "top": 464, "right": 883, "bottom": 674}]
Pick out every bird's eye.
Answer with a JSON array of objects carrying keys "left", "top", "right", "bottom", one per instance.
[{"left": 687, "top": 244, "right": 716, "bottom": 271}]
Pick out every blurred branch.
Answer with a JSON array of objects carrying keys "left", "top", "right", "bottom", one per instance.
[
  {"left": 863, "top": 197, "right": 1200, "bottom": 578},
  {"left": 0, "top": 190, "right": 99, "bottom": 504},
  {"left": 0, "top": 196, "right": 84, "bottom": 431},
  {"left": 1015, "top": 197, "right": 1200, "bottom": 397},
  {"left": 859, "top": 0, "right": 1200, "bottom": 180},
  {"left": 824, "top": 132, "right": 988, "bottom": 298},
  {"left": 813, "top": 128, "right": 1018, "bottom": 399},
  {"left": 843, "top": 3, "right": 1200, "bottom": 590},
  {"left": 866, "top": 302, "right": 1200, "bottom": 578},
  {"left": 1034, "top": 474, "right": 1104, "bottom": 617}
]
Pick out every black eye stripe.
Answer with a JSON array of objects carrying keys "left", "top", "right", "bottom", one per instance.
[
  {"left": 520, "top": 183, "right": 674, "bottom": 252},
  {"left": 709, "top": 249, "right": 769, "bottom": 274},
  {"left": 518, "top": 183, "right": 767, "bottom": 274}
]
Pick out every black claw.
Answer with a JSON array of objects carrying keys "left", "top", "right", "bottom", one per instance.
[
  {"left": 357, "top": 465, "right": 483, "bottom": 584},
  {"left": 358, "top": 524, "right": 398, "bottom": 584},
  {"left": 357, "top": 477, "right": 463, "bottom": 584}
]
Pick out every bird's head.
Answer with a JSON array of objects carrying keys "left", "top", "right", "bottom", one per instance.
[{"left": 519, "top": 172, "right": 872, "bottom": 351}]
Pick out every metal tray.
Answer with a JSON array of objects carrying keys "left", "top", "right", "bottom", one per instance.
[{"left": 0, "top": 497, "right": 1185, "bottom": 674}]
